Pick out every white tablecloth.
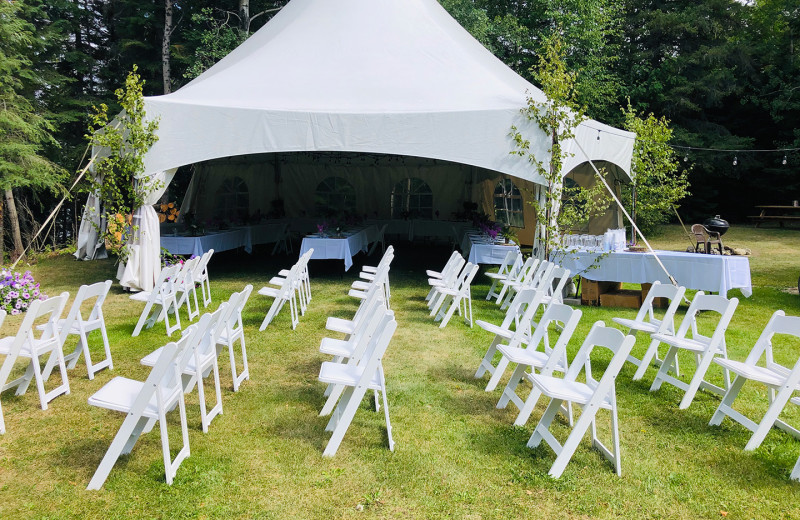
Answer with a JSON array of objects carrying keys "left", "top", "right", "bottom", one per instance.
[
  {"left": 299, "top": 225, "right": 378, "bottom": 271},
  {"left": 160, "top": 228, "right": 252, "bottom": 257},
  {"left": 461, "top": 233, "right": 521, "bottom": 265},
  {"left": 557, "top": 250, "right": 752, "bottom": 298}
]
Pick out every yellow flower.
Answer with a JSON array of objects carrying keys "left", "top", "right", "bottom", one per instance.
[
  {"left": 113, "top": 231, "right": 122, "bottom": 242},
  {"left": 168, "top": 202, "right": 175, "bottom": 208},
  {"left": 160, "top": 203, "right": 168, "bottom": 212},
  {"left": 115, "top": 213, "right": 125, "bottom": 224},
  {"left": 158, "top": 213, "right": 166, "bottom": 223},
  {"left": 167, "top": 214, "right": 175, "bottom": 221}
]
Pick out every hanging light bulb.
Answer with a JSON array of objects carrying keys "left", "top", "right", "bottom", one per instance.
[
  {"left": 783, "top": 155, "right": 788, "bottom": 165},
  {"left": 684, "top": 153, "right": 689, "bottom": 162},
  {"left": 733, "top": 156, "right": 738, "bottom": 166}
]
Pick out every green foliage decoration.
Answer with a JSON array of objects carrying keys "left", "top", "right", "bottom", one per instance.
[
  {"left": 510, "top": 33, "right": 611, "bottom": 259},
  {"left": 85, "top": 66, "right": 160, "bottom": 261},
  {"left": 622, "top": 102, "right": 691, "bottom": 235}
]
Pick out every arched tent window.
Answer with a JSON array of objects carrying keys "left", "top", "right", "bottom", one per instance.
[
  {"left": 316, "top": 176, "right": 355, "bottom": 214},
  {"left": 494, "top": 179, "right": 523, "bottom": 227},
  {"left": 391, "top": 178, "right": 433, "bottom": 219},
  {"left": 216, "top": 176, "right": 249, "bottom": 220}
]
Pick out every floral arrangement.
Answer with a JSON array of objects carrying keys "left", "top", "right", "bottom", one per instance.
[
  {"left": 157, "top": 202, "right": 179, "bottom": 223},
  {"left": 316, "top": 221, "right": 329, "bottom": 235},
  {"left": 479, "top": 221, "right": 502, "bottom": 240},
  {"left": 161, "top": 249, "right": 196, "bottom": 269},
  {"left": 0, "top": 269, "right": 47, "bottom": 315},
  {"left": 107, "top": 213, "right": 131, "bottom": 244}
]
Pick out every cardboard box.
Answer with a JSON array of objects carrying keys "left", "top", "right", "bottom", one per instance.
[
  {"left": 600, "top": 289, "right": 642, "bottom": 309},
  {"left": 641, "top": 283, "right": 668, "bottom": 308},
  {"left": 580, "top": 278, "right": 622, "bottom": 306}
]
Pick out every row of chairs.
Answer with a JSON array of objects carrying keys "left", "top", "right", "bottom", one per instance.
[
  {"left": 131, "top": 249, "right": 214, "bottom": 337},
  {"left": 426, "top": 251, "right": 479, "bottom": 328},
  {"left": 0, "top": 281, "right": 114, "bottom": 434},
  {"left": 259, "top": 249, "right": 313, "bottom": 330},
  {"left": 317, "top": 247, "right": 397, "bottom": 455},
  {"left": 87, "top": 286, "right": 252, "bottom": 489}
]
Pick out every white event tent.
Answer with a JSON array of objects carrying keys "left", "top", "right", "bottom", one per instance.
[{"left": 76, "top": 0, "right": 635, "bottom": 291}]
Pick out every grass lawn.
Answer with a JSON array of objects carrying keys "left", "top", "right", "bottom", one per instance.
[{"left": 1, "top": 224, "right": 800, "bottom": 519}]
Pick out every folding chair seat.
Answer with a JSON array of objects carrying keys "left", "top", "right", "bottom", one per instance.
[
  {"left": 496, "top": 303, "right": 583, "bottom": 426},
  {"left": 351, "top": 252, "right": 393, "bottom": 305},
  {"left": 526, "top": 322, "right": 636, "bottom": 478},
  {"left": 649, "top": 292, "right": 739, "bottom": 409},
  {"left": 430, "top": 262, "right": 479, "bottom": 328},
  {"left": 217, "top": 285, "right": 253, "bottom": 391},
  {"left": 259, "top": 263, "right": 301, "bottom": 330},
  {"left": 358, "top": 246, "right": 394, "bottom": 302},
  {"left": 86, "top": 326, "right": 199, "bottom": 489},
  {"left": 495, "top": 257, "right": 540, "bottom": 307},
  {"left": 361, "top": 246, "right": 394, "bottom": 276},
  {"left": 709, "top": 311, "right": 800, "bottom": 451},
  {"left": 0, "top": 293, "right": 71, "bottom": 434},
  {"left": 368, "top": 223, "right": 388, "bottom": 256},
  {"left": 326, "top": 283, "right": 385, "bottom": 338},
  {"left": 475, "top": 288, "right": 544, "bottom": 383},
  {"left": 142, "top": 308, "right": 227, "bottom": 433},
  {"left": 500, "top": 260, "right": 555, "bottom": 310},
  {"left": 611, "top": 281, "right": 686, "bottom": 380},
  {"left": 426, "top": 252, "right": 465, "bottom": 301},
  {"left": 485, "top": 250, "right": 522, "bottom": 301},
  {"left": 131, "top": 264, "right": 182, "bottom": 337},
  {"left": 175, "top": 256, "right": 201, "bottom": 321},
  {"left": 318, "top": 310, "right": 397, "bottom": 456},
  {"left": 193, "top": 249, "right": 214, "bottom": 308},
  {"left": 428, "top": 259, "right": 470, "bottom": 313},
  {"left": 272, "top": 250, "right": 313, "bottom": 315}
]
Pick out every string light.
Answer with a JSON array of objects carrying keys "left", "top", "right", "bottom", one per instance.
[
  {"left": 733, "top": 156, "right": 738, "bottom": 166},
  {"left": 684, "top": 154, "right": 688, "bottom": 162},
  {"left": 783, "top": 155, "right": 788, "bottom": 165}
]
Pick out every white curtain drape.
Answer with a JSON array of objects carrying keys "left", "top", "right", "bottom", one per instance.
[
  {"left": 74, "top": 191, "right": 108, "bottom": 261},
  {"left": 116, "top": 168, "right": 177, "bottom": 291}
]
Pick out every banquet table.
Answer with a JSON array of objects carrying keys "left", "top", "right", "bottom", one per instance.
[
  {"left": 556, "top": 249, "right": 752, "bottom": 298},
  {"left": 160, "top": 228, "right": 252, "bottom": 257},
  {"left": 461, "top": 232, "right": 521, "bottom": 265},
  {"left": 299, "top": 225, "right": 378, "bottom": 271}
]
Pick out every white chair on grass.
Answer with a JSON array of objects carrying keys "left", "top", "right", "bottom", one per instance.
[
  {"left": 709, "top": 311, "right": 800, "bottom": 451},
  {"left": 352, "top": 250, "right": 393, "bottom": 305},
  {"left": 474, "top": 288, "right": 545, "bottom": 385},
  {"left": 649, "top": 292, "right": 739, "bottom": 409},
  {"left": 425, "top": 252, "right": 465, "bottom": 301},
  {"left": 539, "top": 266, "right": 571, "bottom": 307},
  {"left": 526, "top": 322, "right": 636, "bottom": 478},
  {"left": 318, "top": 310, "right": 397, "bottom": 456},
  {"left": 358, "top": 246, "right": 394, "bottom": 303},
  {"left": 326, "top": 283, "right": 386, "bottom": 341},
  {"left": 272, "top": 250, "right": 312, "bottom": 316},
  {"left": 217, "top": 285, "right": 253, "bottom": 392},
  {"left": 368, "top": 223, "right": 388, "bottom": 256},
  {"left": 496, "top": 257, "right": 541, "bottom": 307},
  {"left": 500, "top": 260, "right": 555, "bottom": 310},
  {"left": 40, "top": 280, "right": 113, "bottom": 381},
  {"left": 496, "top": 303, "right": 583, "bottom": 427},
  {"left": 193, "top": 249, "right": 214, "bottom": 308},
  {"left": 611, "top": 281, "right": 686, "bottom": 380},
  {"left": 0, "top": 293, "right": 71, "bottom": 434},
  {"left": 259, "top": 262, "right": 301, "bottom": 330},
  {"left": 429, "top": 262, "right": 479, "bottom": 328},
  {"left": 485, "top": 250, "right": 521, "bottom": 301},
  {"left": 86, "top": 327, "right": 198, "bottom": 489},
  {"left": 131, "top": 264, "right": 181, "bottom": 337},
  {"left": 175, "top": 256, "right": 201, "bottom": 322}
]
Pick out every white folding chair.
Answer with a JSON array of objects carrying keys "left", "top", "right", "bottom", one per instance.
[
  {"left": 425, "top": 252, "right": 464, "bottom": 301},
  {"left": 430, "top": 262, "right": 479, "bottom": 328},
  {"left": 709, "top": 311, "right": 800, "bottom": 451},
  {"left": 649, "top": 292, "right": 739, "bottom": 409},
  {"left": 475, "top": 288, "right": 545, "bottom": 385},
  {"left": 368, "top": 223, "right": 388, "bottom": 256},
  {"left": 318, "top": 310, "right": 397, "bottom": 456},
  {"left": 352, "top": 250, "right": 393, "bottom": 306},
  {"left": 326, "top": 283, "right": 386, "bottom": 340},
  {"left": 485, "top": 250, "right": 521, "bottom": 301},
  {"left": 0, "top": 293, "right": 70, "bottom": 434},
  {"left": 259, "top": 263, "right": 301, "bottom": 330},
  {"left": 611, "top": 281, "right": 686, "bottom": 380},
  {"left": 39, "top": 280, "right": 113, "bottom": 381},
  {"left": 540, "top": 266, "right": 571, "bottom": 307},
  {"left": 217, "top": 285, "right": 253, "bottom": 392},
  {"left": 496, "top": 303, "right": 583, "bottom": 426},
  {"left": 193, "top": 249, "right": 214, "bottom": 308},
  {"left": 175, "top": 256, "right": 201, "bottom": 322},
  {"left": 131, "top": 264, "right": 181, "bottom": 337},
  {"left": 86, "top": 327, "right": 198, "bottom": 489},
  {"left": 526, "top": 322, "right": 636, "bottom": 478},
  {"left": 500, "top": 260, "right": 555, "bottom": 310},
  {"left": 495, "top": 257, "right": 539, "bottom": 306},
  {"left": 358, "top": 246, "right": 394, "bottom": 303}
]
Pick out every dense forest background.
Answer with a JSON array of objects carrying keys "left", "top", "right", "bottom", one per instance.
[{"left": 1, "top": 0, "right": 799, "bottom": 257}]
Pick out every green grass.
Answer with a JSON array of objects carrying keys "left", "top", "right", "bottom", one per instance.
[{"left": 1, "top": 224, "right": 800, "bottom": 519}]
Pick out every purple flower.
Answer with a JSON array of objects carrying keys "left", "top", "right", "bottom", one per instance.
[
  {"left": 11, "top": 309, "right": 19, "bottom": 315},
  {"left": 8, "top": 291, "right": 18, "bottom": 299},
  {"left": 14, "top": 302, "right": 21, "bottom": 309},
  {"left": 22, "top": 292, "right": 29, "bottom": 299}
]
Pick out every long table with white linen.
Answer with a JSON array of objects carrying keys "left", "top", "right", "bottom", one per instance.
[
  {"left": 557, "top": 249, "right": 752, "bottom": 298},
  {"left": 160, "top": 228, "right": 252, "bottom": 257},
  {"left": 299, "top": 225, "right": 378, "bottom": 271},
  {"left": 461, "top": 233, "right": 521, "bottom": 266}
]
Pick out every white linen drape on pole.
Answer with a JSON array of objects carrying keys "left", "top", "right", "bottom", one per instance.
[
  {"left": 116, "top": 168, "right": 177, "bottom": 292},
  {"left": 74, "top": 191, "right": 108, "bottom": 261}
]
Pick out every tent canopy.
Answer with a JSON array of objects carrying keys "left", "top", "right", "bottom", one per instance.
[{"left": 140, "top": 0, "right": 634, "bottom": 183}]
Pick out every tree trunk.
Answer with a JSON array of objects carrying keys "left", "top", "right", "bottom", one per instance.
[
  {"left": 162, "top": 0, "right": 173, "bottom": 94},
  {"left": 5, "top": 189, "right": 24, "bottom": 262},
  {"left": 239, "top": 0, "right": 250, "bottom": 34}
]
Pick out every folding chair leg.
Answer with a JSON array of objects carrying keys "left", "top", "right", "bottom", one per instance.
[
  {"left": 485, "top": 357, "right": 511, "bottom": 392},
  {"left": 87, "top": 415, "right": 150, "bottom": 490},
  {"left": 132, "top": 301, "right": 155, "bottom": 337},
  {"left": 475, "top": 340, "right": 501, "bottom": 379},
  {"left": 792, "top": 456, "right": 800, "bottom": 481},
  {"left": 378, "top": 367, "right": 394, "bottom": 451},
  {"left": 678, "top": 352, "right": 718, "bottom": 410},
  {"left": 323, "top": 385, "right": 366, "bottom": 457},
  {"left": 709, "top": 375, "right": 747, "bottom": 427},
  {"left": 548, "top": 402, "right": 596, "bottom": 479},
  {"left": 527, "top": 398, "right": 562, "bottom": 449},
  {"left": 744, "top": 385, "right": 797, "bottom": 451}
]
